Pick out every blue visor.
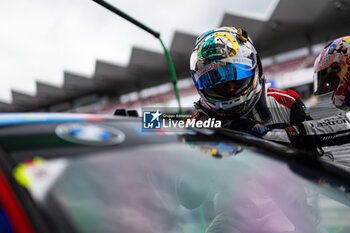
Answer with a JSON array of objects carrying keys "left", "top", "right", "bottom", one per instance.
[{"left": 194, "top": 63, "right": 255, "bottom": 90}]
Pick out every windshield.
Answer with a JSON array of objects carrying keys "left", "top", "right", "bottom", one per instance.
[{"left": 47, "top": 143, "right": 350, "bottom": 233}]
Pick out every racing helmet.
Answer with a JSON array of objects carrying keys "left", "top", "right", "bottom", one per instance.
[
  {"left": 190, "top": 26, "right": 263, "bottom": 117},
  {"left": 313, "top": 36, "right": 350, "bottom": 111}
]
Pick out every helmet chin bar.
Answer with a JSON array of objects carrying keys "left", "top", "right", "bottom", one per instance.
[
  {"left": 201, "top": 78, "right": 263, "bottom": 117},
  {"left": 201, "top": 71, "right": 263, "bottom": 117},
  {"left": 202, "top": 88, "right": 262, "bottom": 118},
  {"left": 206, "top": 86, "right": 258, "bottom": 109}
]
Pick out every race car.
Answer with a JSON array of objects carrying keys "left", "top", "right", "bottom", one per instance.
[{"left": 0, "top": 112, "right": 350, "bottom": 233}]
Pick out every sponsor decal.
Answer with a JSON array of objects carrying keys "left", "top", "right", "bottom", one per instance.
[
  {"left": 278, "top": 96, "right": 293, "bottom": 108},
  {"left": 55, "top": 123, "right": 125, "bottom": 146},
  {"left": 285, "top": 126, "right": 298, "bottom": 137},
  {"left": 194, "top": 62, "right": 221, "bottom": 81},
  {"left": 0, "top": 113, "right": 103, "bottom": 126},
  {"left": 308, "top": 116, "right": 350, "bottom": 128},
  {"left": 221, "top": 57, "right": 253, "bottom": 66},
  {"left": 13, "top": 157, "right": 67, "bottom": 201}
]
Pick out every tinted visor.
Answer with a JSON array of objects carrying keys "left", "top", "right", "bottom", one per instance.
[
  {"left": 313, "top": 68, "right": 340, "bottom": 95},
  {"left": 194, "top": 63, "right": 255, "bottom": 90},
  {"left": 201, "top": 78, "right": 252, "bottom": 100}
]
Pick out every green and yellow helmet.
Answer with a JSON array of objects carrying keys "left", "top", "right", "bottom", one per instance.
[{"left": 190, "top": 26, "right": 263, "bottom": 117}]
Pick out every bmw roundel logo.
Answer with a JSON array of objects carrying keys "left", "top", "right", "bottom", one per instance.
[{"left": 55, "top": 123, "right": 125, "bottom": 146}]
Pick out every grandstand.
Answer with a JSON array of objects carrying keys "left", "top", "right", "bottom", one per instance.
[{"left": 1, "top": 0, "right": 350, "bottom": 113}]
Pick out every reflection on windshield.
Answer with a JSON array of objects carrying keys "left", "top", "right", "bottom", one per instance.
[{"left": 50, "top": 144, "right": 350, "bottom": 233}]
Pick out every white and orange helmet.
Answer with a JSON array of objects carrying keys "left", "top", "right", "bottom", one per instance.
[
  {"left": 190, "top": 26, "right": 263, "bottom": 117},
  {"left": 313, "top": 36, "right": 350, "bottom": 111}
]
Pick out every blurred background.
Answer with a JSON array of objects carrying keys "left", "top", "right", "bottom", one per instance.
[{"left": 0, "top": 0, "right": 350, "bottom": 117}]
